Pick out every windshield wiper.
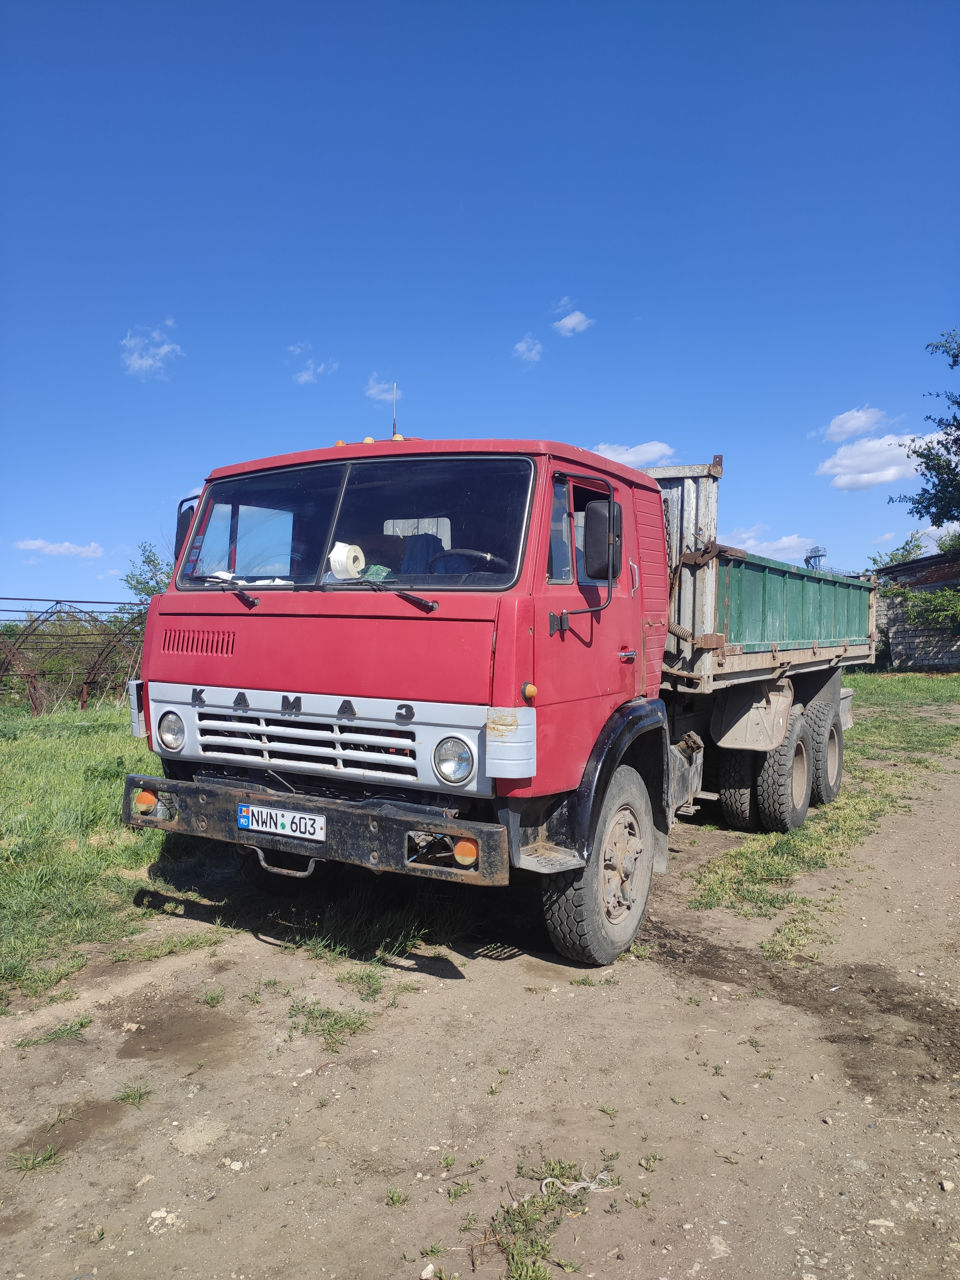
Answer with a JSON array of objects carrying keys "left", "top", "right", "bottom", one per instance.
[
  {"left": 334, "top": 579, "right": 438, "bottom": 614},
  {"left": 187, "top": 573, "right": 260, "bottom": 609}
]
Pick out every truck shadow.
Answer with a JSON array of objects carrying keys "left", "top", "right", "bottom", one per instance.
[{"left": 133, "top": 833, "right": 554, "bottom": 976}]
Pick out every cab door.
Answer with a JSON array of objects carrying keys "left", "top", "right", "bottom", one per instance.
[{"left": 533, "top": 471, "right": 640, "bottom": 796}]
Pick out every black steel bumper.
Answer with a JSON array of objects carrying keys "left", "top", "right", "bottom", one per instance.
[{"left": 122, "top": 775, "right": 510, "bottom": 886}]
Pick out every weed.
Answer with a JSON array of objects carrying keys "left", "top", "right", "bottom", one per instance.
[
  {"left": 468, "top": 1156, "right": 485, "bottom": 1169},
  {"left": 288, "top": 999, "right": 369, "bottom": 1051},
  {"left": 336, "top": 963, "right": 385, "bottom": 1003},
  {"left": 241, "top": 984, "right": 262, "bottom": 1005},
  {"left": 201, "top": 985, "right": 226, "bottom": 1008},
  {"left": 386, "top": 1187, "right": 409, "bottom": 1206},
  {"left": 8, "top": 1144, "right": 59, "bottom": 1174},
  {"left": 570, "top": 976, "right": 596, "bottom": 987},
  {"left": 598, "top": 1104, "right": 618, "bottom": 1120},
  {"left": 757, "top": 1069, "right": 774, "bottom": 1080},
  {"left": 670, "top": 1096, "right": 684, "bottom": 1105},
  {"left": 470, "top": 1156, "right": 592, "bottom": 1280},
  {"left": 626, "top": 1190, "right": 650, "bottom": 1208},
  {"left": 638, "top": 1152, "right": 664, "bottom": 1172},
  {"left": 441, "top": 1153, "right": 455, "bottom": 1170},
  {"left": 15, "top": 1016, "right": 91, "bottom": 1048},
  {"left": 420, "top": 1241, "right": 446, "bottom": 1258},
  {"left": 111, "top": 930, "right": 223, "bottom": 964},
  {"left": 459, "top": 1210, "right": 479, "bottom": 1233},
  {"left": 712, "top": 1063, "right": 724, "bottom": 1076},
  {"left": 114, "top": 1082, "right": 151, "bottom": 1109},
  {"left": 263, "top": 977, "right": 279, "bottom": 989},
  {"left": 746, "top": 1035, "right": 762, "bottom": 1052},
  {"left": 447, "top": 1179, "right": 472, "bottom": 1201}
]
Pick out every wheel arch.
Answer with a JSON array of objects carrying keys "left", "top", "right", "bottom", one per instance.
[{"left": 573, "top": 699, "right": 671, "bottom": 872}]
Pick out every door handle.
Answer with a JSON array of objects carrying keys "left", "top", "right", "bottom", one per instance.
[{"left": 618, "top": 649, "right": 637, "bottom": 662}]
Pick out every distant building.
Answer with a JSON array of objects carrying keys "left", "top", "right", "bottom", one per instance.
[{"left": 878, "top": 551, "right": 960, "bottom": 671}]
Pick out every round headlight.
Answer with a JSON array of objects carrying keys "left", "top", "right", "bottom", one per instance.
[
  {"left": 433, "top": 736, "right": 474, "bottom": 785},
  {"left": 157, "top": 711, "right": 186, "bottom": 752}
]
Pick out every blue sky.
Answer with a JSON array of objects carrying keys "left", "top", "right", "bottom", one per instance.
[{"left": 1, "top": 0, "right": 957, "bottom": 602}]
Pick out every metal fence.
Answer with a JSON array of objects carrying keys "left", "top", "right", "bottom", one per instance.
[{"left": 0, "top": 597, "right": 145, "bottom": 714}]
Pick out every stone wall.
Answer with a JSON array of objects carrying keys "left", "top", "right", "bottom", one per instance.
[{"left": 877, "top": 594, "right": 960, "bottom": 671}]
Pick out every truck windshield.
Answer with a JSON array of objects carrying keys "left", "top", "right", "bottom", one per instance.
[{"left": 178, "top": 454, "right": 534, "bottom": 592}]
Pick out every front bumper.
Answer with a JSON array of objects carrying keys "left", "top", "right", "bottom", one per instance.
[{"left": 122, "top": 774, "right": 510, "bottom": 886}]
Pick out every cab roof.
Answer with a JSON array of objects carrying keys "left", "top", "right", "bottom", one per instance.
[{"left": 206, "top": 436, "right": 662, "bottom": 491}]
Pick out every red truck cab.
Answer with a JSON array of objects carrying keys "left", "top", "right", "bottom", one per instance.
[{"left": 124, "top": 438, "right": 693, "bottom": 964}]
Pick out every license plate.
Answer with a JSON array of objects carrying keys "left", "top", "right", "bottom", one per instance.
[{"left": 237, "top": 803, "right": 326, "bottom": 842}]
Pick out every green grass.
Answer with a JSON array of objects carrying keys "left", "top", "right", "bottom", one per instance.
[
  {"left": 287, "top": 998, "right": 370, "bottom": 1050},
  {"left": 0, "top": 703, "right": 164, "bottom": 1005},
  {"left": 8, "top": 1143, "right": 59, "bottom": 1173},
  {"left": 336, "top": 963, "right": 385, "bottom": 1002},
  {"left": 114, "top": 1081, "right": 151, "bottom": 1108},
  {"left": 690, "top": 673, "right": 960, "bottom": 957},
  {"left": 15, "top": 1016, "right": 92, "bottom": 1048}
]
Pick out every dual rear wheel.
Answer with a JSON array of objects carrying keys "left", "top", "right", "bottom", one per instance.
[{"left": 717, "top": 701, "right": 844, "bottom": 835}]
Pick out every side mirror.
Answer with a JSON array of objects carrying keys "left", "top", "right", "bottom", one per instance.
[
  {"left": 583, "top": 500, "right": 622, "bottom": 581},
  {"left": 175, "top": 498, "right": 197, "bottom": 560}
]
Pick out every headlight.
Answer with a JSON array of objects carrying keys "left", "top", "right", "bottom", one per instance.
[
  {"left": 433, "top": 736, "right": 474, "bottom": 785},
  {"left": 157, "top": 711, "right": 186, "bottom": 752}
]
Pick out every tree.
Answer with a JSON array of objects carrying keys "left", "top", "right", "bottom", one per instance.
[
  {"left": 896, "top": 328, "right": 960, "bottom": 527},
  {"left": 868, "top": 530, "right": 926, "bottom": 581},
  {"left": 122, "top": 542, "right": 174, "bottom": 601}
]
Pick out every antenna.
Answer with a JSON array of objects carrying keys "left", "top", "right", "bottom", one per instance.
[{"left": 391, "top": 381, "right": 403, "bottom": 440}]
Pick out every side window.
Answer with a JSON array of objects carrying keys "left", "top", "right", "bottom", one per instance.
[
  {"left": 547, "top": 480, "right": 573, "bottom": 583},
  {"left": 572, "top": 484, "right": 616, "bottom": 583}
]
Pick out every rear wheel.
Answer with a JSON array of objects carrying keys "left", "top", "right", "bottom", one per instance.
[
  {"left": 806, "top": 702, "right": 844, "bottom": 805},
  {"left": 755, "top": 711, "right": 813, "bottom": 833},
  {"left": 542, "top": 765, "right": 655, "bottom": 965},
  {"left": 717, "top": 749, "right": 760, "bottom": 830}
]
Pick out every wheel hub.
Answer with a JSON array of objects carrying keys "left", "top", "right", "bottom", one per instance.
[{"left": 602, "top": 808, "right": 643, "bottom": 923}]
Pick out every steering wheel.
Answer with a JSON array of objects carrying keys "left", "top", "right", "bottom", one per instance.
[{"left": 429, "top": 549, "right": 510, "bottom": 573}]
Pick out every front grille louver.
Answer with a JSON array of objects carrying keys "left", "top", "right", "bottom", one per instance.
[
  {"left": 162, "top": 629, "right": 236, "bottom": 657},
  {"left": 196, "top": 711, "right": 417, "bottom": 781}
]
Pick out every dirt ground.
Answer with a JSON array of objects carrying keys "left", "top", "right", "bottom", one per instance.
[{"left": 2, "top": 759, "right": 959, "bottom": 1280}]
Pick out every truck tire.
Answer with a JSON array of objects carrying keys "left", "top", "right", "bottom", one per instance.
[
  {"left": 806, "top": 702, "right": 844, "bottom": 806},
  {"left": 755, "top": 711, "right": 813, "bottom": 833},
  {"left": 717, "top": 750, "right": 759, "bottom": 830},
  {"left": 542, "top": 765, "right": 655, "bottom": 965}
]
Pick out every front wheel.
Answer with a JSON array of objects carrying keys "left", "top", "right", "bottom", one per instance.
[{"left": 542, "top": 765, "right": 655, "bottom": 965}]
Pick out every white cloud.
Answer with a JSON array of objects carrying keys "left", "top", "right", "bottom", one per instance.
[
  {"left": 295, "top": 359, "right": 331, "bottom": 385},
  {"left": 288, "top": 340, "right": 311, "bottom": 355},
  {"left": 816, "top": 433, "right": 929, "bottom": 491},
  {"left": 513, "top": 334, "right": 543, "bottom": 363},
  {"left": 366, "top": 374, "right": 401, "bottom": 403},
  {"left": 553, "top": 309, "right": 595, "bottom": 337},
  {"left": 873, "top": 532, "right": 896, "bottom": 545},
  {"left": 121, "top": 318, "right": 183, "bottom": 379},
  {"left": 554, "top": 296, "right": 573, "bottom": 314},
  {"left": 722, "top": 526, "right": 814, "bottom": 565},
  {"left": 16, "top": 538, "right": 103, "bottom": 558},
  {"left": 593, "top": 441, "right": 675, "bottom": 468},
  {"left": 823, "top": 404, "right": 890, "bottom": 441}
]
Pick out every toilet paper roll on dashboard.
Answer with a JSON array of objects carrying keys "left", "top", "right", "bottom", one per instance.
[{"left": 329, "top": 541, "right": 366, "bottom": 579}]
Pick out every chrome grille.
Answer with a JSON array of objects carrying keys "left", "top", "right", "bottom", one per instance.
[{"left": 196, "top": 711, "right": 418, "bottom": 780}]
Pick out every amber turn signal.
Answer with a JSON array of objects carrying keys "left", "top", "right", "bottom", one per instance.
[
  {"left": 133, "top": 789, "right": 157, "bottom": 815},
  {"left": 452, "top": 838, "right": 479, "bottom": 867}
]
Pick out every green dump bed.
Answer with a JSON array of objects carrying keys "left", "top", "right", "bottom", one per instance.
[{"left": 645, "top": 458, "right": 876, "bottom": 692}]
